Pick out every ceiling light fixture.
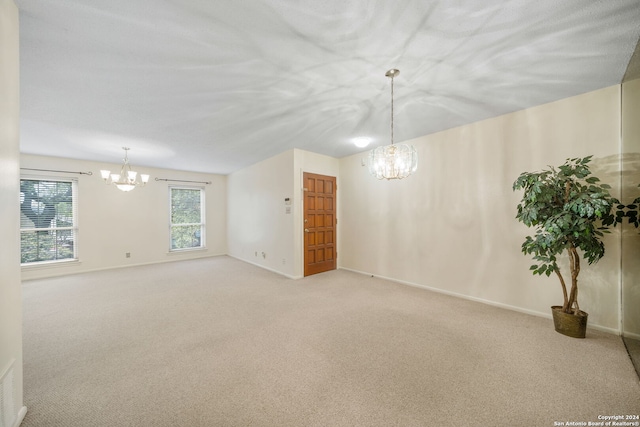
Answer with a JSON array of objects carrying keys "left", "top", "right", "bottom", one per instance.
[
  {"left": 368, "top": 69, "right": 418, "bottom": 180},
  {"left": 352, "top": 136, "right": 372, "bottom": 148},
  {"left": 100, "top": 147, "right": 150, "bottom": 192}
]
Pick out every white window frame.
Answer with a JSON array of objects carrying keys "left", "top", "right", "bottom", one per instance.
[
  {"left": 169, "top": 186, "right": 205, "bottom": 252},
  {"left": 19, "top": 176, "right": 79, "bottom": 266}
]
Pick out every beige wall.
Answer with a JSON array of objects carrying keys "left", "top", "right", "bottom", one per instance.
[
  {"left": 20, "top": 155, "right": 227, "bottom": 280},
  {"left": 227, "top": 150, "right": 297, "bottom": 276},
  {"left": 338, "top": 85, "right": 622, "bottom": 332},
  {"left": 621, "top": 77, "right": 640, "bottom": 338},
  {"left": 0, "top": 0, "right": 27, "bottom": 424},
  {"left": 227, "top": 149, "right": 339, "bottom": 278}
]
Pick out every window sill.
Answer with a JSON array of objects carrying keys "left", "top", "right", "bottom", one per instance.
[
  {"left": 21, "top": 259, "right": 80, "bottom": 270},
  {"left": 167, "top": 247, "right": 207, "bottom": 255}
]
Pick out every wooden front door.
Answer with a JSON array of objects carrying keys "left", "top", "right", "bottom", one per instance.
[{"left": 303, "top": 173, "right": 336, "bottom": 277}]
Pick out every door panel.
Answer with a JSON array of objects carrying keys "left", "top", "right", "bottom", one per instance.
[{"left": 304, "top": 173, "right": 337, "bottom": 277}]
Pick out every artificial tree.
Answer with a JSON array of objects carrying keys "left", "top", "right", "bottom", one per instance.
[{"left": 512, "top": 156, "right": 618, "bottom": 317}]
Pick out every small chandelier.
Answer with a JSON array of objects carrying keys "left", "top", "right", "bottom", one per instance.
[
  {"left": 368, "top": 69, "right": 418, "bottom": 180},
  {"left": 100, "top": 147, "right": 150, "bottom": 192}
]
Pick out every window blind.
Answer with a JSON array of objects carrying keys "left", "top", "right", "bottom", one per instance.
[{"left": 19, "top": 178, "right": 78, "bottom": 264}]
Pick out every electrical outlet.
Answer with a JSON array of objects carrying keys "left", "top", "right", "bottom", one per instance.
[
  {"left": 282, "top": 258, "right": 286, "bottom": 265},
  {"left": 126, "top": 252, "right": 131, "bottom": 258}
]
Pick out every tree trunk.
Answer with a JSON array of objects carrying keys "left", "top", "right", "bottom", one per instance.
[
  {"left": 556, "top": 267, "right": 569, "bottom": 312},
  {"left": 565, "top": 244, "right": 581, "bottom": 314}
]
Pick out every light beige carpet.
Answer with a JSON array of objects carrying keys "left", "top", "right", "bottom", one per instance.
[{"left": 20, "top": 256, "right": 640, "bottom": 426}]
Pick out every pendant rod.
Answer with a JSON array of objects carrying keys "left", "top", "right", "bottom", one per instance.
[
  {"left": 391, "top": 72, "right": 394, "bottom": 146},
  {"left": 385, "top": 69, "right": 399, "bottom": 146}
]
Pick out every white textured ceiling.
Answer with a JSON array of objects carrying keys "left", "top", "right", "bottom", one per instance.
[{"left": 16, "top": 0, "right": 640, "bottom": 174}]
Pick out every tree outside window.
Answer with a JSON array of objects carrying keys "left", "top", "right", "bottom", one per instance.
[
  {"left": 170, "top": 187, "right": 205, "bottom": 251},
  {"left": 20, "top": 179, "right": 77, "bottom": 264}
]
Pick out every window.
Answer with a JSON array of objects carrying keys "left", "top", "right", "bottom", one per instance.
[
  {"left": 170, "top": 187, "right": 205, "bottom": 251},
  {"left": 20, "top": 178, "right": 78, "bottom": 264}
]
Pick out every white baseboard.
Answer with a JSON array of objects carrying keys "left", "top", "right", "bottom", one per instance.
[
  {"left": 338, "top": 267, "right": 622, "bottom": 336},
  {"left": 228, "top": 255, "right": 301, "bottom": 280},
  {"left": 21, "top": 253, "right": 228, "bottom": 281},
  {"left": 623, "top": 331, "right": 640, "bottom": 340},
  {"left": 14, "top": 406, "right": 27, "bottom": 427}
]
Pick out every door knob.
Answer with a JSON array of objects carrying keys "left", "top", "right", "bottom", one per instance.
[{"left": 304, "top": 228, "right": 309, "bottom": 233}]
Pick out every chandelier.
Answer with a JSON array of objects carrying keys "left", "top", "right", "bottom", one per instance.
[
  {"left": 100, "top": 147, "right": 150, "bottom": 192},
  {"left": 368, "top": 69, "right": 418, "bottom": 180}
]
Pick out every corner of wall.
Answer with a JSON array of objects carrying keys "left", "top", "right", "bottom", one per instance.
[{"left": 0, "top": 0, "right": 26, "bottom": 424}]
